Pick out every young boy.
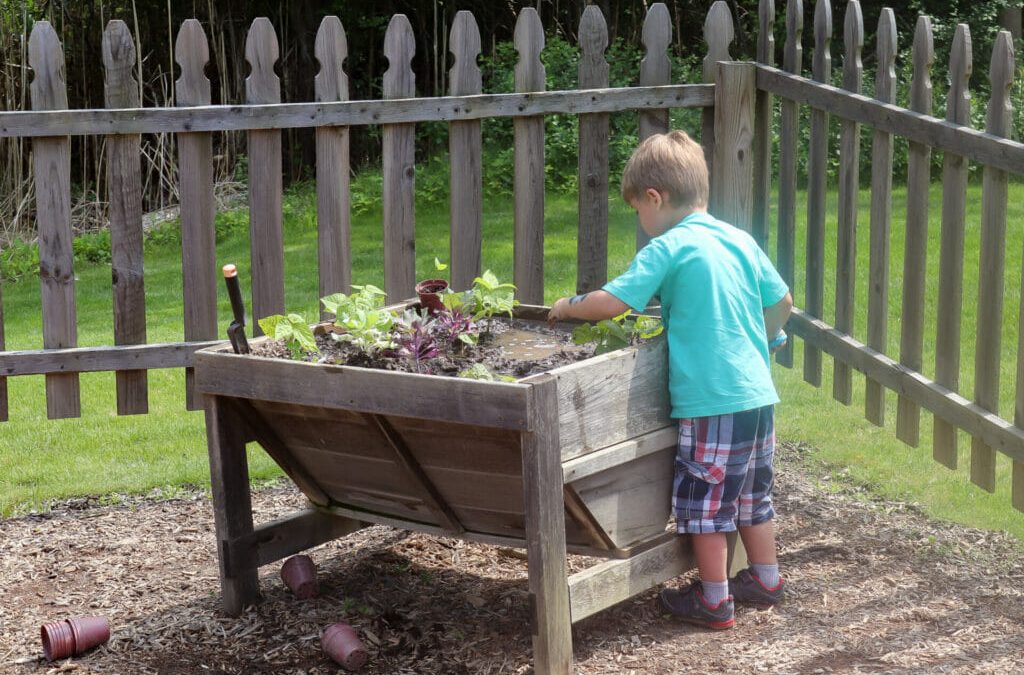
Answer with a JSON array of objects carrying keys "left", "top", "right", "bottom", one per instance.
[{"left": 548, "top": 130, "right": 793, "bottom": 630}]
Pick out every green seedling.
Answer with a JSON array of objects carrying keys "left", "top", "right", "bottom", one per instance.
[
  {"left": 457, "top": 363, "right": 516, "bottom": 382},
  {"left": 257, "top": 313, "right": 319, "bottom": 359},
  {"left": 571, "top": 311, "right": 663, "bottom": 355},
  {"left": 468, "top": 269, "right": 518, "bottom": 324}
]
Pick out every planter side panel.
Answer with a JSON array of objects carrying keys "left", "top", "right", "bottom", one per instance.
[{"left": 551, "top": 338, "right": 671, "bottom": 461}]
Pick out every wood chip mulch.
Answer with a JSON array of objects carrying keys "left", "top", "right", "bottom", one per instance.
[{"left": 2, "top": 441, "right": 1023, "bottom": 674}]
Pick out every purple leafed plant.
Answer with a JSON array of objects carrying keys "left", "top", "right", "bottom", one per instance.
[
  {"left": 434, "top": 308, "right": 479, "bottom": 348},
  {"left": 393, "top": 320, "right": 440, "bottom": 373}
]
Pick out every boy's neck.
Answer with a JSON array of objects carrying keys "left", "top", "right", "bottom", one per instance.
[{"left": 655, "top": 205, "right": 706, "bottom": 236}]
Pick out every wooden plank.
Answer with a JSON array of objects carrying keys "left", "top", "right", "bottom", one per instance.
[
  {"left": 711, "top": 62, "right": 755, "bottom": 231},
  {"left": 751, "top": 0, "right": 775, "bottom": 250},
  {"left": 513, "top": 8, "right": 545, "bottom": 305},
  {"left": 448, "top": 11, "right": 483, "bottom": 292},
  {"left": 1017, "top": 172, "right": 1024, "bottom": 511},
  {"left": 0, "top": 85, "right": 716, "bottom": 138},
  {"left": 103, "top": 20, "right": 148, "bottom": 415},
  {"left": 637, "top": 3, "right": 671, "bottom": 251},
  {"left": 563, "top": 485, "right": 616, "bottom": 550},
  {"left": 561, "top": 426, "right": 677, "bottom": 482},
  {"left": 0, "top": 279, "right": 5, "bottom": 421},
  {"left": 896, "top": 17, "right": 934, "bottom": 448},
  {"left": 803, "top": 0, "right": 831, "bottom": 388},
  {"left": 576, "top": 6, "right": 609, "bottom": 293},
  {"left": 314, "top": 16, "right": 351, "bottom": 314},
  {"left": 0, "top": 340, "right": 220, "bottom": 376},
  {"left": 193, "top": 349, "right": 532, "bottom": 429},
  {"left": 521, "top": 374, "right": 572, "bottom": 675},
  {"left": 382, "top": 15, "right": 417, "bottom": 302},
  {"left": 204, "top": 396, "right": 260, "bottom": 615},
  {"left": 246, "top": 18, "right": 286, "bottom": 332},
  {"left": 229, "top": 508, "right": 364, "bottom": 570},
  {"left": 775, "top": 0, "right": 802, "bottom": 369},
  {"left": 175, "top": 20, "right": 217, "bottom": 411},
  {"left": 971, "top": 32, "right": 1015, "bottom": 493},
  {"left": 702, "top": 2, "right": 734, "bottom": 177},
  {"left": 864, "top": 9, "right": 897, "bottom": 427},
  {"left": 933, "top": 25, "right": 973, "bottom": 468},
  {"left": 788, "top": 308, "right": 1024, "bottom": 464},
  {"left": 368, "top": 413, "right": 465, "bottom": 533},
  {"left": 833, "top": 1, "right": 862, "bottom": 406},
  {"left": 29, "top": 21, "right": 80, "bottom": 419}
]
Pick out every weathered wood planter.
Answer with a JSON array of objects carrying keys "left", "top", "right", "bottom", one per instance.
[{"left": 195, "top": 305, "right": 744, "bottom": 674}]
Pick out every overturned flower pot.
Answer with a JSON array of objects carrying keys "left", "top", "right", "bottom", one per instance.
[
  {"left": 322, "top": 622, "right": 368, "bottom": 671},
  {"left": 41, "top": 616, "right": 110, "bottom": 661},
  {"left": 280, "top": 554, "right": 319, "bottom": 599}
]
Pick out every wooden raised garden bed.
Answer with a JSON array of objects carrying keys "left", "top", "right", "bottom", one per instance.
[{"left": 194, "top": 304, "right": 745, "bottom": 674}]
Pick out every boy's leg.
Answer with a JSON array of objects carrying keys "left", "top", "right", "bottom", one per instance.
[
  {"left": 692, "top": 532, "right": 728, "bottom": 582},
  {"left": 738, "top": 520, "right": 777, "bottom": 566}
]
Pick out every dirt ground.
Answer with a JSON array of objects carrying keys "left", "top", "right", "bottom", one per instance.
[{"left": 2, "top": 441, "right": 1023, "bottom": 675}]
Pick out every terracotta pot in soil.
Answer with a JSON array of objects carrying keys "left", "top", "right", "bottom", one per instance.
[
  {"left": 322, "top": 622, "right": 369, "bottom": 671},
  {"left": 415, "top": 279, "right": 449, "bottom": 315},
  {"left": 41, "top": 616, "right": 110, "bottom": 661},
  {"left": 280, "top": 554, "right": 319, "bottom": 599}
]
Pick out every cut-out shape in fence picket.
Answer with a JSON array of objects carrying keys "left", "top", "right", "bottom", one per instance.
[
  {"left": 865, "top": 8, "right": 897, "bottom": 427},
  {"left": 103, "top": 19, "right": 148, "bottom": 415},
  {"left": 314, "top": 16, "right": 352, "bottom": 312},
  {"left": 934, "top": 24, "right": 973, "bottom": 468},
  {"left": 513, "top": 8, "right": 545, "bottom": 305},
  {"left": 577, "top": 5, "right": 609, "bottom": 294},
  {"left": 973, "top": 31, "right": 1015, "bottom": 493},
  {"left": 752, "top": 0, "right": 775, "bottom": 249},
  {"left": 896, "top": 15, "right": 934, "bottom": 448},
  {"left": 636, "top": 2, "right": 672, "bottom": 252},
  {"left": 29, "top": 20, "right": 80, "bottom": 420}
]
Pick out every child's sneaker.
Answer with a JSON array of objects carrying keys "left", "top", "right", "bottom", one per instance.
[
  {"left": 729, "top": 568, "right": 785, "bottom": 608},
  {"left": 659, "top": 582, "right": 735, "bottom": 629}
]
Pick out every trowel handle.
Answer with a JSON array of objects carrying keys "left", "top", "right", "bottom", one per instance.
[{"left": 222, "top": 264, "right": 246, "bottom": 326}]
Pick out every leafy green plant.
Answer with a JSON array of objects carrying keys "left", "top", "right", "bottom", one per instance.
[
  {"left": 457, "top": 363, "right": 515, "bottom": 382},
  {"left": 321, "top": 284, "right": 395, "bottom": 354},
  {"left": 467, "top": 270, "right": 518, "bottom": 324},
  {"left": 571, "top": 311, "right": 664, "bottom": 355},
  {"left": 257, "top": 313, "right": 318, "bottom": 359}
]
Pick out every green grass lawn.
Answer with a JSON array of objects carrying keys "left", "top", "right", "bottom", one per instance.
[{"left": 1, "top": 179, "right": 1023, "bottom": 543}]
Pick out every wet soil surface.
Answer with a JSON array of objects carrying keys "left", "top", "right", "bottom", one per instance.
[
  {"left": 3, "top": 442, "right": 1023, "bottom": 674},
  {"left": 251, "top": 318, "right": 596, "bottom": 379}
]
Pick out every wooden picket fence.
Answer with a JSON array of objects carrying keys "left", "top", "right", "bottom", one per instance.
[{"left": 1, "top": 0, "right": 1023, "bottom": 513}]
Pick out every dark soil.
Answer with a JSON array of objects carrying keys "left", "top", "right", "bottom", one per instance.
[{"left": 251, "top": 317, "right": 598, "bottom": 379}]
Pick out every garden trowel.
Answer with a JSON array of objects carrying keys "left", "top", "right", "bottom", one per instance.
[{"left": 222, "top": 263, "right": 250, "bottom": 354}]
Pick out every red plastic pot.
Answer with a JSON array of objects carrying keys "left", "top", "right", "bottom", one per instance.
[
  {"left": 41, "top": 616, "right": 110, "bottom": 661},
  {"left": 415, "top": 279, "right": 449, "bottom": 315},
  {"left": 280, "top": 554, "right": 319, "bottom": 600},
  {"left": 322, "top": 622, "right": 368, "bottom": 671}
]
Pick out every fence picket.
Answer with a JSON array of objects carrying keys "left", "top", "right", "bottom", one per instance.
[
  {"left": 175, "top": 19, "right": 217, "bottom": 411},
  {"left": 833, "top": 1, "right": 862, "bottom": 405},
  {"left": 1017, "top": 267, "right": 1024, "bottom": 508},
  {"left": 245, "top": 19, "right": 285, "bottom": 330},
  {"left": 637, "top": 3, "right": 671, "bottom": 251},
  {"left": 896, "top": 17, "right": 934, "bottom": 447},
  {"left": 383, "top": 15, "right": 417, "bottom": 302},
  {"left": 752, "top": 0, "right": 775, "bottom": 250},
  {"left": 703, "top": 1, "right": 734, "bottom": 191},
  {"left": 576, "top": 6, "right": 609, "bottom": 294},
  {"left": 971, "top": 32, "right": 1015, "bottom": 493},
  {"left": 934, "top": 25, "right": 972, "bottom": 468},
  {"left": 103, "top": 20, "right": 148, "bottom": 415},
  {"left": 804, "top": 0, "right": 831, "bottom": 387},
  {"left": 865, "top": 9, "right": 897, "bottom": 427},
  {"left": 712, "top": 63, "right": 755, "bottom": 231},
  {"left": 448, "top": 11, "right": 483, "bottom": 293},
  {"left": 776, "top": 0, "right": 803, "bottom": 369},
  {"left": 314, "top": 16, "right": 351, "bottom": 313},
  {"left": 513, "top": 8, "right": 545, "bottom": 305},
  {"left": 0, "top": 290, "right": 5, "bottom": 421},
  {"left": 29, "top": 21, "right": 80, "bottom": 419}
]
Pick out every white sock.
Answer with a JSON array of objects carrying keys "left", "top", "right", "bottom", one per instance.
[
  {"left": 752, "top": 563, "right": 780, "bottom": 588},
  {"left": 701, "top": 579, "right": 730, "bottom": 606}
]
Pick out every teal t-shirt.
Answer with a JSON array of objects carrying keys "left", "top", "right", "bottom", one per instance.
[{"left": 602, "top": 212, "right": 789, "bottom": 418}]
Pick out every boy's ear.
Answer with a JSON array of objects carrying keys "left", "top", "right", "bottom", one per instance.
[{"left": 644, "top": 188, "right": 664, "bottom": 208}]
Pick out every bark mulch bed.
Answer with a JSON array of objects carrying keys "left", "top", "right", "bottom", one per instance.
[{"left": 2, "top": 442, "right": 1023, "bottom": 674}]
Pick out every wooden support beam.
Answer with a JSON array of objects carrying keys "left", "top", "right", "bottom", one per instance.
[
  {"left": 227, "top": 508, "right": 364, "bottom": 569},
  {"left": 0, "top": 340, "right": 220, "bottom": 377},
  {"left": 562, "top": 485, "right": 616, "bottom": 551}
]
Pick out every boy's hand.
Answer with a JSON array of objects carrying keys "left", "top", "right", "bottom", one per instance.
[{"left": 548, "top": 297, "right": 572, "bottom": 324}]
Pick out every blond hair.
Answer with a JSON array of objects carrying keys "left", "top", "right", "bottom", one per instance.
[{"left": 621, "top": 130, "right": 709, "bottom": 209}]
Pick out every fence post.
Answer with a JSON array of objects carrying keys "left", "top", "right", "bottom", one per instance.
[
  {"left": 577, "top": 6, "right": 609, "bottom": 293},
  {"left": 934, "top": 24, "right": 973, "bottom": 467},
  {"left": 513, "top": 8, "right": 545, "bottom": 305},
  {"left": 175, "top": 20, "right": 217, "bottom": 411},
  {"left": 711, "top": 63, "right": 755, "bottom": 232},
  {"left": 751, "top": 0, "right": 775, "bottom": 250},
  {"left": 103, "top": 19, "right": 148, "bottom": 415},
  {"left": 637, "top": 3, "right": 671, "bottom": 251},
  {"left": 29, "top": 21, "right": 81, "bottom": 420},
  {"left": 314, "top": 16, "right": 352, "bottom": 314}
]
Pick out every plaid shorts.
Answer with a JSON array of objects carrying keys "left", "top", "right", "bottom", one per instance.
[{"left": 673, "top": 405, "right": 776, "bottom": 534}]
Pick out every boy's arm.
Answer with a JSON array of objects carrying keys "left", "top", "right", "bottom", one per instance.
[
  {"left": 548, "top": 290, "right": 630, "bottom": 324},
  {"left": 764, "top": 292, "right": 793, "bottom": 341}
]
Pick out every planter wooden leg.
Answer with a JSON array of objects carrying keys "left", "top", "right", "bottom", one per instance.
[
  {"left": 205, "top": 395, "right": 259, "bottom": 615},
  {"left": 521, "top": 376, "right": 572, "bottom": 675}
]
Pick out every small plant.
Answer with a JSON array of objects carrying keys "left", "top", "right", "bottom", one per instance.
[
  {"left": 434, "top": 307, "right": 479, "bottom": 349},
  {"left": 467, "top": 269, "right": 518, "bottom": 326},
  {"left": 457, "top": 363, "right": 515, "bottom": 382},
  {"left": 392, "top": 309, "right": 440, "bottom": 373},
  {"left": 322, "top": 285, "right": 396, "bottom": 354},
  {"left": 257, "top": 313, "right": 319, "bottom": 359},
  {"left": 571, "top": 311, "right": 664, "bottom": 355}
]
